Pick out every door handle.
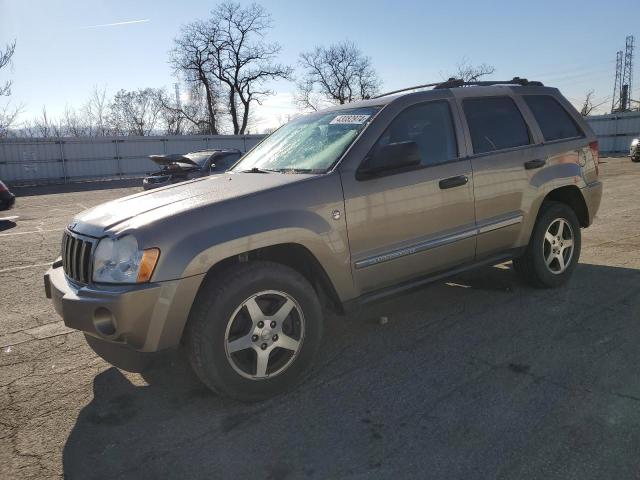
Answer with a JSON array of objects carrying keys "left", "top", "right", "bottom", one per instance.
[
  {"left": 524, "top": 159, "right": 546, "bottom": 170},
  {"left": 439, "top": 175, "right": 468, "bottom": 189}
]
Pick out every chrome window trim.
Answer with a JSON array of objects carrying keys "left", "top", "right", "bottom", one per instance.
[{"left": 354, "top": 214, "right": 523, "bottom": 269}]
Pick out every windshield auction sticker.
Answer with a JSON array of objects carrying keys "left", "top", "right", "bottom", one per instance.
[{"left": 329, "top": 114, "right": 371, "bottom": 125}]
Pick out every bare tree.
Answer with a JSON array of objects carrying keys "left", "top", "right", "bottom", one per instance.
[
  {"left": 84, "top": 86, "right": 110, "bottom": 136},
  {"left": 0, "top": 103, "right": 21, "bottom": 137},
  {"left": 170, "top": 21, "right": 221, "bottom": 134},
  {"left": 0, "top": 40, "right": 16, "bottom": 97},
  {"left": 0, "top": 40, "right": 19, "bottom": 136},
  {"left": 109, "top": 88, "right": 163, "bottom": 136},
  {"left": 579, "top": 90, "right": 607, "bottom": 116},
  {"left": 156, "top": 83, "right": 215, "bottom": 135},
  {"left": 35, "top": 106, "right": 56, "bottom": 137},
  {"left": 451, "top": 58, "right": 495, "bottom": 82},
  {"left": 171, "top": 2, "right": 292, "bottom": 134},
  {"left": 62, "top": 105, "right": 89, "bottom": 137},
  {"left": 296, "top": 41, "right": 381, "bottom": 111}
]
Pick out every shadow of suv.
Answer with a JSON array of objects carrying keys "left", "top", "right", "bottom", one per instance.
[{"left": 45, "top": 77, "right": 602, "bottom": 401}]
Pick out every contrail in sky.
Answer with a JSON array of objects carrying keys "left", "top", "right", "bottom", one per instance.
[{"left": 80, "top": 19, "right": 150, "bottom": 29}]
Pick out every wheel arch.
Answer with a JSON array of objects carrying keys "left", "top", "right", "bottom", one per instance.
[
  {"left": 178, "top": 242, "right": 345, "bottom": 346},
  {"left": 542, "top": 185, "right": 590, "bottom": 227},
  {"left": 198, "top": 243, "right": 344, "bottom": 315}
]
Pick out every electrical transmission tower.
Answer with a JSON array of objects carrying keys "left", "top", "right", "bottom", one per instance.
[
  {"left": 174, "top": 83, "right": 182, "bottom": 110},
  {"left": 612, "top": 50, "right": 623, "bottom": 113},
  {"left": 612, "top": 35, "right": 635, "bottom": 113}
]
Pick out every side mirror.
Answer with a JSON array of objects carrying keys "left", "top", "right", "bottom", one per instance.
[{"left": 358, "top": 141, "right": 421, "bottom": 179}]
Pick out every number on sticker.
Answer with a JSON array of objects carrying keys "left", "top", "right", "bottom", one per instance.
[{"left": 330, "top": 115, "right": 371, "bottom": 125}]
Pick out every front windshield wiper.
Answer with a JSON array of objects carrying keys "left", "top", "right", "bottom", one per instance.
[{"left": 238, "top": 167, "right": 275, "bottom": 173}]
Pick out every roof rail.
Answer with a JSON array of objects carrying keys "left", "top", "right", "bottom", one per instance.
[
  {"left": 434, "top": 77, "right": 544, "bottom": 89},
  {"left": 372, "top": 82, "right": 444, "bottom": 99},
  {"left": 372, "top": 77, "right": 544, "bottom": 99}
]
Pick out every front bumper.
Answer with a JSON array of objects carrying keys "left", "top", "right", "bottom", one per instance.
[
  {"left": 581, "top": 180, "right": 603, "bottom": 226},
  {"left": 0, "top": 192, "right": 15, "bottom": 211},
  {"left": 44, "top": 264, "right": 204, "bottom": 352},
  {"left": 142, "top": 178, "right": 170, "bottom": 190}
]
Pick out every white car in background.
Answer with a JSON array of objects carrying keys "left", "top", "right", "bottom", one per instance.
[{"left": 631, "top": 138, "right": 640, "bottom": 162}]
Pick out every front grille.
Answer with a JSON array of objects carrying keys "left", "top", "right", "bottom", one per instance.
[
  {"left": 61, "top": 232, "right": 94, "bottom": 284},
  {"left": 147, "top": 176, "right": 169, "bottom": 184}
]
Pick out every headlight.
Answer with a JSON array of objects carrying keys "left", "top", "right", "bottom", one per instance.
[
  {"left": 632, "top": 138, "right": 639, "bottom": 147},
  {"left": 92, "top": 235, "right": 160, "bottom": 284}
]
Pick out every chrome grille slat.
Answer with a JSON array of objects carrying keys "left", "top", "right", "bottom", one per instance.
[
  {"left": 61, "top": 234, "right": 68, "bottom": 272},
  {"left": 61, "top": 232, "right": 94, "bottom": 284},
  {"left": 70, "top": 238, "right": 79, "bottom": 280},
  {"left": 79, "top": 241, "right": 88, "bottom": 283}
]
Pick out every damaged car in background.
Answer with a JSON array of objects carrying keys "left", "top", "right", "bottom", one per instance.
[{"left": 142, "top": 149, "right": 243, "bottom": 189}]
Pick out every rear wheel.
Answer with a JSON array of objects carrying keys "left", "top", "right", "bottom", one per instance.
[
  {"left": 186, "top": 261, "right": 323, "bottom": 401},
  {"left": 513, "top": 201, "right": 581, "bottom": 288}
]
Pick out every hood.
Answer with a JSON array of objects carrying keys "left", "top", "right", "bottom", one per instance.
[
  {"left": 71, "top": 172, "right": 316, "bottom": 237},
  {"left": 149, "top": 154, "right": 200, "bottom": 168}
]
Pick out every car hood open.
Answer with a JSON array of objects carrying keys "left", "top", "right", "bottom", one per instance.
[{"left": 148, "top": 154, "right": 200, "bottom": 167}]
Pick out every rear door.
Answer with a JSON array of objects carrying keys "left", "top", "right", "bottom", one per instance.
[
  {"left": 340, "top": 99, "right": 476, "bottom": 295},
  {"left": 521, "top": 94, "right": 595, "bottom": 183},
  {"left": 456, "top": 92, "right": 544, "bottom": 259}
]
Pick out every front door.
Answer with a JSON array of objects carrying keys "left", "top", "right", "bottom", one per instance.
[{"left": 340, "top": 100, "right": 476, "bottom": 295}]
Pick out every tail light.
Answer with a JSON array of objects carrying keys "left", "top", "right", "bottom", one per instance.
[
  {"left": 589, "top": 141, "right": 599, "bottom": 175},
  {"left": 0, "top": 181, "right": 7, "bottom": 193}
]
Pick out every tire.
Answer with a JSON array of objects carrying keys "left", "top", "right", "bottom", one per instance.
[
  {"left": 185, "top": 261, "right": 323, "bottom": 401},
  {"left": 513, "top": 201, "right": 581, "bottom": 288},
  {"left": 632, "top": 156, "right": 640, "bottom": 163}
]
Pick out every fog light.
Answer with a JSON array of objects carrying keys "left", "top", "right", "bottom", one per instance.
[{"left": 94, "top": 307, "right": 117, "bottom": 337}]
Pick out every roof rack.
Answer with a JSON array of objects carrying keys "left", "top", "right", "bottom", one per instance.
[{"left": 373, "top": 77, "right": 544, "bottom": 99}]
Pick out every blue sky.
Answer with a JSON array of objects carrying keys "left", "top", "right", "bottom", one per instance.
[{"left": 1, "top": 0, "right": 637, "bottom": 132}]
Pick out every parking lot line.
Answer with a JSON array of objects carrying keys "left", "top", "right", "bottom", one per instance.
[
  {"left": 0, "top": 228, "right": 61, "bottom": 237},
  {"left": 0, "top": 262, "right": 52, "bottom": 273}
]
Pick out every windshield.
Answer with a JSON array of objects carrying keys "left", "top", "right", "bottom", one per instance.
[
  {"left": 184, "top": 152, "right": 213, "bottom": 167},
  {"left": 232, "top": 107, "right": 380, "bottom": 173}
]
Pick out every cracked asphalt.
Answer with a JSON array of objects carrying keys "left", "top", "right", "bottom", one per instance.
[{"left": 1, "top": 160, "right": 640, "bottom": 479}]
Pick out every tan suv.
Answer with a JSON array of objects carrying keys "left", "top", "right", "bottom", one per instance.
[{"left": 44, "top": 78, "right": 602, "bottom": 401}]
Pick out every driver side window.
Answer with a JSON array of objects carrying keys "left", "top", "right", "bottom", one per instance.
[{"left": 374, "top": 101, "right": 458, "bottom": 167}]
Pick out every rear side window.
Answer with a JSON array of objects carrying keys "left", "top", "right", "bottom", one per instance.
[
  {"left": 524, "top": 95, "right": 583, "bottom": 141},
  {"left": 463, "top": 97, "right": 530, "bottom": 154},
  {"left": 374, "top": 101, "right": 458, "bottom": 166}
]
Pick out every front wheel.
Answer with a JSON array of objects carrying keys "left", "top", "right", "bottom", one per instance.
[
  {"left": 513, "top": 201, "right": 581, "bottom": 288},
  {"left": 185, "top": 261, "right": 323, "bottom": 401}
]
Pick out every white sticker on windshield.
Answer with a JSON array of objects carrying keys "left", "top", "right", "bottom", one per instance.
[{"left": 330, "top": 114, "right": 370, "bottom": 125}]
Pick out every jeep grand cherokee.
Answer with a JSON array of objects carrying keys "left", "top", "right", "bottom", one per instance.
[{"left": 44, "top": 78, "right": 602, "bottom": 401}]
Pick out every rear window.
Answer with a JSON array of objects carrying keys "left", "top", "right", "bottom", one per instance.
[
  {"left": 523, "top": 95, "right": 583, "bottom": 141},
  {"left": 463, "top": 97, "right": 530, "bottom": 154}
]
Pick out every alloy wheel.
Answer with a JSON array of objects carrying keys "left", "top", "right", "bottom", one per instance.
[
  {"left": 543, "top": 218, "right": 574, "bottom": 274},
  {"left": 224, "top": 290, "right": 305, "bottom": 380}
]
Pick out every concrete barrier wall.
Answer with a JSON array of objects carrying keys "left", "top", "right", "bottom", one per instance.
[{"left": 0, "top": 134, "right": 266, "bottom": 185}]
